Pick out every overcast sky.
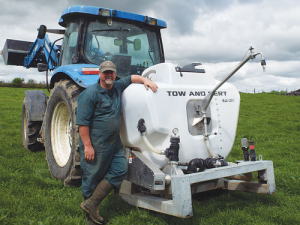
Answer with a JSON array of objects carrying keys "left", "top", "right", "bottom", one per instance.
[{"left": 0, "top": 0, "right": 299, "bottom": 93}]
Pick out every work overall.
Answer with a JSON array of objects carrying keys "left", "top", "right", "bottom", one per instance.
[{"left": 76, "top": 76, "right": 132, "bottom": 198}]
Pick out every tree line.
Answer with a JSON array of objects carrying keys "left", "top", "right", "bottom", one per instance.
[{"left": 0, "top": 78, "right": 47, "bottom": 88}]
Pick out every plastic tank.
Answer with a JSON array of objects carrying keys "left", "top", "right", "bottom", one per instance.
[{"left": 120, "top": 63, "right": 240, "bottom": 169}]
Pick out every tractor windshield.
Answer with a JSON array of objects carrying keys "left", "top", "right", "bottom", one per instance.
[{"left": 84, "top": 20, "right": 162, "bottom": 78}]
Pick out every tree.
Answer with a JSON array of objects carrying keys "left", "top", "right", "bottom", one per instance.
[
  {"left": 27, "top": 79, "right": 36, "bottom": 84},
  {"left": 12, "top": 78, "right": 25, "bottom": 87}
]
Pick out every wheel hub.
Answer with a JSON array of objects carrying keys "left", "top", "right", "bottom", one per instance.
[{"left": 51, "top": 101, "right": 72, "bottom": 167}]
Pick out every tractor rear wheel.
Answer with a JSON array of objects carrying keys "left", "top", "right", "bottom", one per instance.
[
  {"left": 44, "top": 80, "right": 83, "bottom": 186},
  {"left": 22, "top": 103, "right": 44, "bottom": 152}
]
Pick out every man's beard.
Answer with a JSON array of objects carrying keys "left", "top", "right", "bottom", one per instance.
[{"left": 104, "top": 79, "right": 114, "bottom": 85}]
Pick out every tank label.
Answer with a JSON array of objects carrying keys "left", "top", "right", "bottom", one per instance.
[
  {"left": 222, "top": 98, "right": 235, "bottom": 103},
  {"left": 189, "top": 91, "right": 206, "bottom": 96},
  {"left": 167, "top": 91, "right": 186, "bottom": 96},
  {"left": 166, "top": 91, "right": 227, "bottom": 96}
]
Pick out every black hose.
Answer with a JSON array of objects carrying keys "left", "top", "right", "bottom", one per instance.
[
  {"left": 46, "top": 37, "right": 63, "bottom": 92},
  {"left": 187, "top": 157, "right": 228, "bottom": 173},
  {"left": 187, "top": 158, "right": 205, "bottom": 173}
]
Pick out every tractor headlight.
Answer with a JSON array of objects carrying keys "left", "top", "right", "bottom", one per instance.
[
  {"left": 149, "top": 18, "right": 157, "bottom": 26},
  {"left": 99, "top": 9, "right": 111, "bottom": 17}
]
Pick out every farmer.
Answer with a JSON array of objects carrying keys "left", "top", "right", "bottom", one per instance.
[{"left": 76, "top": 61, "right": 158, "bottom": 224}]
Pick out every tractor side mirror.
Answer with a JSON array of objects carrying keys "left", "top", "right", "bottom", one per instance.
[
  {"left": 114, "top": 39, "right": 123, "bottom": 46},
  {"left": 134, "top": 39, "right": 141, "bottom": 51},
  {"left": 114, "top": 38, "right": 141, "bottom": 51},
  {"left": 37, "top": 63, "right": 48, "bottom": 72}
]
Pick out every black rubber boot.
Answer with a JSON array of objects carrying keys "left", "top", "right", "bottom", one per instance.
[
  {"left": 86, "top": 214, "right": 98, "bottom": 225},
  {"left": 80, "top": 179, "right": 113, "bottom": 225},
  {"left": 82, "top": 197, "right": 97, "bottom": 225}
]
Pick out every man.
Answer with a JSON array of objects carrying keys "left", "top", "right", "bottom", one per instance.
[{"left": 76, "top": 61, "right": 157, "bottom": 224}]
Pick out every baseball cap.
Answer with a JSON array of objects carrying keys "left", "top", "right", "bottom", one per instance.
[{"left": 99, "top": 61, "right": 117, "bottom": 73}]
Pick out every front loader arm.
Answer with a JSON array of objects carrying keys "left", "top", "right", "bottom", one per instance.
[{"left": 24, "top": 25, "right": 60, "bottom": 70}]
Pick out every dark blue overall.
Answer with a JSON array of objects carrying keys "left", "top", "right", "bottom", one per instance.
[{"left": 76, "top": 76, "right": 131, "bottom": 197}]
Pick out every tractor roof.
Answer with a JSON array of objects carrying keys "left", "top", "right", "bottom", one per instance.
[{"left": 59, "top": 5, "right": 167, "bottom": 29}]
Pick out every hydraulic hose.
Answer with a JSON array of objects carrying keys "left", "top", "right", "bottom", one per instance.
[
  {"left": 141, "top": 133, "right": 165, "bottom": 155},
  {"left": 203, "top": 112, "right": 218, "bottom": 158},
  {"left": 46, "top": 36, "right": 63, "bottom": 93},
  {"left": 137, "top": 119, "right": 180, "bottom": 161},
  {"left": 204, "top": 137, "right": 217, "bottom": 158},
  {"left": 137, "top": 118, "right": 165, "bottom": 155}
]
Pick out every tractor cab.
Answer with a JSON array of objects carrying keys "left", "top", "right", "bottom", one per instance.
[{"left": 59, "top": 7, "right": 167, "bottom": 78}]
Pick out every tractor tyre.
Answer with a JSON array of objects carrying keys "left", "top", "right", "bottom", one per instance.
[
  {"left": 22, "top": 102, "right": 44, "bottom": 152},
  {"left": 44, "top": 80, "right": 83, "bottom": 186}
]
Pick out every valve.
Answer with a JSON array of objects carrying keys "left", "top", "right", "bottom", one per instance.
[
  {"left": 241, "top": 138, "right": 250, "bottom": 161},
  {"left": 137, "top": 118, "right": 146, "bottom": 133},
  {"left": 165, "top": 135, "right": 180, "bottom": 162},
  {"left": 249, "top": 141, "right": 256, "bottom": 161}
]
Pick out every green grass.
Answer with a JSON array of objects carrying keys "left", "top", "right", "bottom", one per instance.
[{"left": 1, "top": 87, "right": 300, "bottom": 224}]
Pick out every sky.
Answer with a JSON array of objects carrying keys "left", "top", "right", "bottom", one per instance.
[{"left": 0, "top": 0, "right": 299, "bottom": 93}]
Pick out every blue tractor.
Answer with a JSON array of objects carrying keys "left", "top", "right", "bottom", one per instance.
[{"left": 2, "top": 5, "right": 167, "bottom": 186}]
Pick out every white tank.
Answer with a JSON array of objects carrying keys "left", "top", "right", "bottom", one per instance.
[{"left": 120, "top": 63, "right": 240, "bottom": 169}]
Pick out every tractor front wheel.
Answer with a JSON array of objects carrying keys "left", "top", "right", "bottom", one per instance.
[{"left": 44, "top": 80, "right": 83, "bottom": 185}]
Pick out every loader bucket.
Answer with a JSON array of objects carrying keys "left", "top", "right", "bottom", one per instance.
[{"left": 1, "top": 39, "right": 33, "bottom": 66}]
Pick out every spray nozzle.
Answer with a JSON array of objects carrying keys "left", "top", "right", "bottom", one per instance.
[
  {"left": 249, "top": 47, "right": 267, "bottom": 72},
  {"left": 261, "top": 58, "right": 266, "bottom": 72}
]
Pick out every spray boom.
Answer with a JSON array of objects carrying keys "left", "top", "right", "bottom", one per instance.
[
  {"left": 201, "top": 46, "right": 266, "bottom": 114},
  {"left": 193, "top": 46, "right": 266, "bottom": 157}
]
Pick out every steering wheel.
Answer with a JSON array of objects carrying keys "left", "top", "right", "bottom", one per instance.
[
  {"left": 104, "top": 52, "right": 113, "bottom": 60},
  {"left": 89, "top": 35, "right": 101, "bottom": 58}
]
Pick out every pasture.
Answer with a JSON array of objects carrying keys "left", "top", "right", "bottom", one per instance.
[{"left": 0, "top": 87, "right": 299, "bottom": 224}]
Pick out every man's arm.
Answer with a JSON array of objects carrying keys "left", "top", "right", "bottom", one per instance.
[
  {"left": 131, "top": 75, "right": 158, "bottom": 92},
  {"left": 79, "top": 125, "right": 95, "bottom": 162}
]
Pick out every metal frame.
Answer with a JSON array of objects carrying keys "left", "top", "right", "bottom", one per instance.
[{"left": 119, "top": 160, "right": 275, "bottom": 218}]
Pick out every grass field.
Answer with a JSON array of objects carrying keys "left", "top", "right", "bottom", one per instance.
[{"left": 0, "top": 87, "right": 300, "bottom": 224}]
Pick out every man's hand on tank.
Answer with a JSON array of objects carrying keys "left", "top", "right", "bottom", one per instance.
[
  {"left": 144, "top": 79, "right": 158, "bottom": 92},
  {"left": 131, "top": 75, "right": 158, "bottom": 92}
]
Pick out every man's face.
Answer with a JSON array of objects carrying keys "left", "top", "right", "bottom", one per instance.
[{"left": 99, "top": 70, "right": 116, "bottom": 86}]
